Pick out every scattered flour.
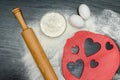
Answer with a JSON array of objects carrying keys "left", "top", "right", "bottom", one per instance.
[{"left": 21, "top": 9, "right": 120, "bottom": 80}]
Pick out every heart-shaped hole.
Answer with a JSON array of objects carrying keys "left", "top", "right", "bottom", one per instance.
[
  {"left": 90, "top": 59, "right": 99, "bottom": 68},
  {"left": 71, "top": 46, "right": 79, "bottom": 54},
  {"left": 67, "top": 59, "right": 84, "bottom": 78},
  {"left": 106, "top": 42, "right": 113, "bottom": 50},
  {"left": 85, "top": 38, "right": 101, "bottom": 57}
]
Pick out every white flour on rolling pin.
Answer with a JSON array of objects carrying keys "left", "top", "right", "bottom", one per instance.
[{"left": 21, "top": 9, "right": 120, "bottom": 80}]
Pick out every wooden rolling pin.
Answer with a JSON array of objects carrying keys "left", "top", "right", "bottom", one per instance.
[{"left": 12, "top": 8, "right": 58, "bottom": 80}]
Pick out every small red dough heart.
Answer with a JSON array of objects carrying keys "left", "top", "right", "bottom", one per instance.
[{"left": 62, "top": 31, "right": 120, "bottom": 80}]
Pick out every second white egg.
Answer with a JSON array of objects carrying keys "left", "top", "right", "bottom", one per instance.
[
  {"left": 79, "top": 4, "right": 91, "bottom": 20},
  {"left": 69, "top": 14, "right": 84, "bottom": 28}
]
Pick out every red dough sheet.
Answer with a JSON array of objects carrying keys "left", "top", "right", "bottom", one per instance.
[{"left": 62, "top": 31, "right": 120, "bottom": 80}]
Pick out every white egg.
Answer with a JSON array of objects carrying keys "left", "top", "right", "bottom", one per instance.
[
  {"left": 69, "top": 14, "right": 84, "bottom": 28},
  {"left": 79, "top": 4, "right": 91, "bottom": 20}
]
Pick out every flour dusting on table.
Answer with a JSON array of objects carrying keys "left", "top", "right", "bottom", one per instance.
[{"left": 22, "top": 9, "right": 120, "bottom": 80}]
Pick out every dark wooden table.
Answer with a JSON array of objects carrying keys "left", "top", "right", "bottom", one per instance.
[{"left": 0, "top": 0, "right": 120, "bottom": 80}]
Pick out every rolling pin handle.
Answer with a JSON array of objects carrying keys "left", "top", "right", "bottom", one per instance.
[{"left": 12, "top": 8, "right": 28, "bottom": 31}]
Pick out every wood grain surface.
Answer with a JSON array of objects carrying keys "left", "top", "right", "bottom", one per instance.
[{"left": 0, "top": 0, "right": 120, "bottom": 80}]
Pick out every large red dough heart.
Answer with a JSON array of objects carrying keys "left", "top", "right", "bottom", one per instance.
[{"left": 62, "top": 31, "right": 120, "bottom": 80}]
